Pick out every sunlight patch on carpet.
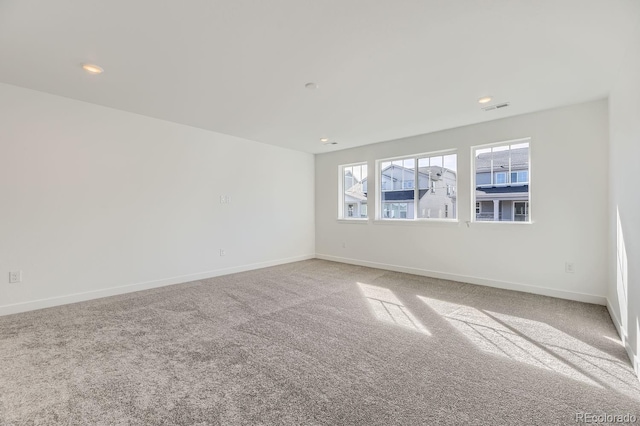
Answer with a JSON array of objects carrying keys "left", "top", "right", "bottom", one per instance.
[
  {"left": 419, "top": 296, "right": 602, "bottom": 388},
  {"left": 358, "top": 283, "right": 430, "bottom": 335}
]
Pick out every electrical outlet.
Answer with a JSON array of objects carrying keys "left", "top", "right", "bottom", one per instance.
[
  {"left": 9, "top": 270, "right": 22, "bottom": 283},
  {"left": 565, "top": 262, "right": 575, "bottom": 273},
  {"left": 219, "top": 195, "right": 232, "bottom": 204},
  {"left": 219, "top": 249, "right": 226, "bottom": 256}
]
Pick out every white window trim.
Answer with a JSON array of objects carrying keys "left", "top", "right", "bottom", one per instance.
[
  {"left": 470, "top": 137, "right": 532, "bottom": 224},
  {"left": 338, "top": 162, "right": 369, "bottom": 221},
  {"left": 375, "top": 149, "right": 458, "bottom": 222},
  {"left": 337, "top": 218, "right": 369, "bottom": 224},
  {"left": 372, "top": 218, "right": 459, "bottom": 226}
]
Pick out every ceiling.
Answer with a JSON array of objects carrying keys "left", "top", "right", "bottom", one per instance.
[{"left": 0, "top": 1, "right": 638, "bottom": 154}]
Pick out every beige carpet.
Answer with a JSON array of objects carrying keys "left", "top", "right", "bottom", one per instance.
[{"left": 1, "top": 259, "right": 638, "bottom": 425}]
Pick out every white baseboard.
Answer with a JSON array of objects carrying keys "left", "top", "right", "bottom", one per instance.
[
  {"left": 606, "top": 299, "right": 627, "bottom": 342},
  {"left": 606, "top": 298, "right": 640, "bottom": 381},
  {"left": 316, "top": 253, "right": 607, "bottom": 305},
  {"left": 0, "top": 254, "right": 315, "bottom": 317}
]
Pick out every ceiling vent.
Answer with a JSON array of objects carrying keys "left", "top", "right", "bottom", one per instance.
[
  {"left": 323, "top": 141, "right": 338, "bottom": 145},
  {"left": 482, "top": 102, "right": 510, "bottom": 112}
]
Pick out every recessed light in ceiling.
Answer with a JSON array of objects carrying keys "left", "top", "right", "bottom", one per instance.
[
  {"left": 82, "top": 63, "right": 104, "bottom": 74},
  {"left": 320, "top": 138, "right": 329, "bottom": 143},
  {"left": 478, "top": 96, "right": 492, "bottom": 104},
  {"left": 305, "top": 82, "right": 318, "bottom": 90}
]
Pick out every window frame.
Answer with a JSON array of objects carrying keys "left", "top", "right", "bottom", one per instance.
[
  {"left": 471, "top": 138, "right": 532, "bottom": 224},
  {"left": 338, "top": 162, "right": 369, "bottom": 221},
  {"left": 375, "top": 149, "right": 458, "bottom": 222}
]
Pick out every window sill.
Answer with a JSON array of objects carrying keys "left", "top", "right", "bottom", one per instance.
[
  {"left": 336, "top": 219, "right": 369, "bottom": 224},
  {"left": 373, "top": 219, "right": 459, "bottom": 226},
  {"left": 468, "top": 220, "right": 533, "bottom": 225}
]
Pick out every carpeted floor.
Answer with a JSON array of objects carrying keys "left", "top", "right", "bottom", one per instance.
[{"left": 1, "top": 259, "right": 639, "bottom": 425}]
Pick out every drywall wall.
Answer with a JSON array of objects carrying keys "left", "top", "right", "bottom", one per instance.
[
  {"left": 0, "top": 83, "right": 315, "bottom": 315},
  {"left": 316, "top": 100, "right": 609, "bottom": 304},
  {"left": 608, "top": 17, "right": 640, "bottom": 377}
]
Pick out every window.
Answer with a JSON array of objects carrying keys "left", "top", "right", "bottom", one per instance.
[
  {"left": 378, "top": 152, "right": 457, "bottom": 220},
  {"left": 339, "top": 163, "right": 368, "bottom": 219},
  {"left": 511, "top": 170, "right": 528, "bottom": 183},
  {"left": 383, "top": 203, "right": 408, "bottom": 219},
  {"left": 473, "top": 139, "right": 530, "bottom": 222},
  {"left": 514, "top": 201, "right": 529, "bottom": 221}
]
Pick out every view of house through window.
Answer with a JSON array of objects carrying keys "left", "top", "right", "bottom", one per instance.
[
  {"left": 341, "top": 163, "right": 368, "bottom": 219},
  {"left": 379, "top": 153, "right": 457, "bottom": 220},
  {"left": 473, "top": 140, "right": 530, "bottom": 222}
]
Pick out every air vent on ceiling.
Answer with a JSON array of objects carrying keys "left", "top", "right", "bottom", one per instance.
[
  {"left": 323, "top": 141, "right": 338, "bottom": 145},
  {"left": 482, "top": 102, "right": 510, "bottom": 112}
]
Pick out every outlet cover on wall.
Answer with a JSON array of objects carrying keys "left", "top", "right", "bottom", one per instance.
[
  {"left": 9, "top": 271, "right": 22, "bottom": 283},
  {"left": 219, "top": 249, "right": 226, "bottom": 256},
  {"left": 565, "top": 262, "right": 575, "bottom": 273}
]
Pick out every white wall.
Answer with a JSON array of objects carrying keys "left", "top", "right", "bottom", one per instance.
[
  {"left": 608, "top": 14, "right": 640, "bottom": 377},
  {"left": 316, "top": 100, "right": 609, "bottom": 304},
  {"left": 0, "top": 83, "right": 315, "bottom": 315}
]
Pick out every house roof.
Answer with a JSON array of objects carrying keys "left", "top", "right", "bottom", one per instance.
[
  {"left": 476, "top": 185, "right": 529, "bottom": 194},
  {"left": 381, "top": 190, "right": 429, "bottom": 201},
  {"left": 417, "top": 166, "right": 456, "bottom": 180},
  {"left": 344, "top": 181, "right": 367, "bottom": 201},
  {"left": 475, "top": 147, "right": 529, "bottom": 173},
  {"left": 363, "top": 164, "right": 456, "bottom": 184}
]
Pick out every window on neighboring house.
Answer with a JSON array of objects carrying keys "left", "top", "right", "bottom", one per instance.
[
  {"left": 473, "top": 139, "right": 530, "bottom": 222},
  {"left": 378, "top": 152, "right": 457, "bottom": 220},
  {"left": 511, "top": 170, "right": 529, "bottom": 183},
  {"left": 383, "top": 202, "right": 408, "bottom": 219},
  {"left": 339, "top": 162, "right": 368, "bottom": 219},
  {"left": 514, "top": 201, "right": 529, "bottom": 221}
]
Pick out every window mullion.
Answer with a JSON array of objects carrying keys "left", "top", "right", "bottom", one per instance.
[
  {"left": 490, "top": 155, "right": 494, "bottom": 185},
  {"left": 414, "top": 158, "right": 418, "bottom": 219},
  {"left": 508, "top": 148, "right": 512, "bottom": 184}
]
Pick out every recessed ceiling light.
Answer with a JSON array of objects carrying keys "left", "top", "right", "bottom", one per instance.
[
  {"left": 82, "top": 63, "right": 104, "bottom": 74},
  {"left": 320, "top": 138, "right": 329, "bottom": 142},
  {"left": 478, "top": 96, "right": 492, "bottom": 104},
  {"left": 305, "top": 82, "right": 318, "bottom": 90}
]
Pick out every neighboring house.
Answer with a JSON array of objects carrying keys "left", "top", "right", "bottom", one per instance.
[
  {"left": 343, "top": 170, "right": 368, "bottom": 218},
  {"left": 357, "top": 164, "right": 457, "bottom": 219},
  {"left": 475, "top": 147, "right": 529, "bottom": 221}
]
